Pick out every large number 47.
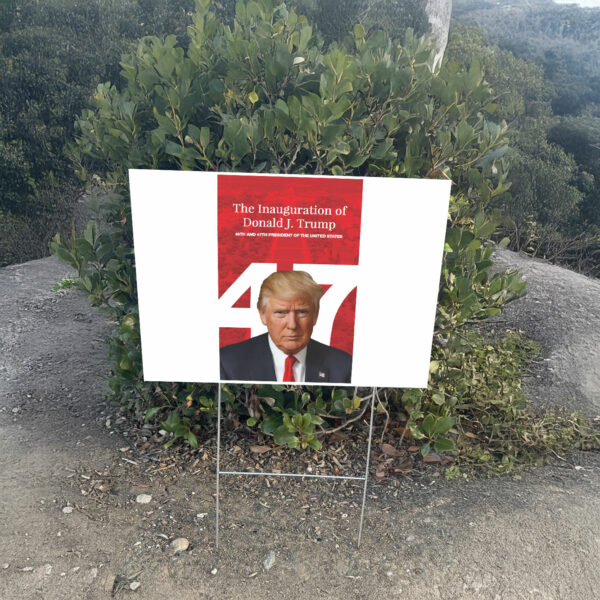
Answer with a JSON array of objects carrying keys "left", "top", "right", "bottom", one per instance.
[{"left": 217, "top": 263, "right": 358, "bottom": 344}]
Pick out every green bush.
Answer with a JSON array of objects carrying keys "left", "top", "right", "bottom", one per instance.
[
  {"left": 0, "top": 0, "right": 196, "bottom": 265},
  {"left": 447, "top": 21, "right": 600, "bottom": 276},
  {"left": 208, "top": 0, "right": 429, "bottom": 46},
  {"left": 443, "top": 330, "right": 599, "bottom": 476},
  {"left": 54, "top": 0, "right": 525, "bottom": 458}
]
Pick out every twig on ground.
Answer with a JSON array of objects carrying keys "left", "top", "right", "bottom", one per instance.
[{"left": 377, "top": 389, "right": 390, "bottom": 444}]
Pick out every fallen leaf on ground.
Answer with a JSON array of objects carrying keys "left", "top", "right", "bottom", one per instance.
[
  {"left": 407, "top": 446, "right": 420, "bottom": 452},
  {"left": 394, "top": 458, "right": 413, "bottom": 473},
  {"left": 381, "top": 443, "right": 402, "bottom": 456},
  {"left": 250, "top": 445, "right": 271, "bottom": 454},
  {"left": 393, "top": 427, "right": 411, "bottom": 438},
  {"left": 423, "top": 454, "right": 441, "bottom": 463}
]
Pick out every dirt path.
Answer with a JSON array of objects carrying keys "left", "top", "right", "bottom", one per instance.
[{"left": 1, "top": 254, "right": 599, "bottom": 600}]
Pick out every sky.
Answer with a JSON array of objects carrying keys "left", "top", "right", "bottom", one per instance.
[{"left": 554, "top": 0, "right": 600, "bottom": 7}]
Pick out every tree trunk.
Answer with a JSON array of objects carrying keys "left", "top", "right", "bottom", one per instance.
[{"left": 422, "top": 0, "right": 452, "bottom": 70}]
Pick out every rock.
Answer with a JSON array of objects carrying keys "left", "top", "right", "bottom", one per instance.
[
  {"left": 170, "top": 537, "right": 190, "bottom": 554},
  {"left": 130, "top": 581, "right": 141, "bottom": 591},
  {"left": 136, "top": 494, "right": 152, "bottom": 504},
  {"left": 103, "top": 574, "right": 117, "bottom": 593},
  {"left": 263, "top": 550, "right": 276, "bottom": 571},
  {"left": 44, "top": 564, "right": 52, "bottom": 576},
  {"left": 89, "top": 567, "right": 98, "bottom": 579},
  {"left": 406, "top": 535, "right": 415, "bottom": 542},
  {"left": 210, "top": 567, "right": 218, "bottom": 575},
  {"left": 2, "top": 563, "right": 9, "bottom": 569},
  {"left": 62, "top": 506, "right": 73, "bottom": 514},
  {"left": 21, "top": 567, "right": 34, "bottom": 572}
]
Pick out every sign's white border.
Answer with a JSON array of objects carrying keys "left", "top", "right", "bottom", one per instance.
[{"left": 129, "top": 170, "right": 450, "bottom": 388}]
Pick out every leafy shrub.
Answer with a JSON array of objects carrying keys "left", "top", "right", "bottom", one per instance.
[
  {"left": 440, "top": 330, "right": 599, "bottom": 476},
  {"left": 54, "top": 0, "right": 524, "bottom": 458},
  {"left": 209, "top": 0, "right": 429, "bottom": 46},
  {"left": 0, "top": 0, "right": 196, "bottom": 265},
  {"left": 299, "top": 0, "right": 429, "bottom": 47},
  {"left": 447, "top": 20, "right": 600, "bottom": 277}
]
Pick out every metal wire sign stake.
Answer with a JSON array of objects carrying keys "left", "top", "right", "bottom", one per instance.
[{"left": 215, "top": 383, "right": 377, "bottom": 550}]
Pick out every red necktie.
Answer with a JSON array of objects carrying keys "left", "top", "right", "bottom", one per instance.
[{"left": 283, "top": 355, "right": 297, "bottom": 382}]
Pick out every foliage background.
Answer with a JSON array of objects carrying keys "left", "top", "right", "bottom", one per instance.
[
  {"left": 0, "top": 0, "right": 597, "bottom": 470},
  {"left": 0, "top": 0, "right": 196, "bottom": 266},
  {"left": 50, "top": 0, "right": 600, "bottom": 473},
  {"left": 451, "top": 0, "right": 600, "bottom": 276}
]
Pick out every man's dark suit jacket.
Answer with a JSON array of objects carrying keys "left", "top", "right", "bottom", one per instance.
[{"left": 220, "top": 333, "right": 352, "bottom": 383}]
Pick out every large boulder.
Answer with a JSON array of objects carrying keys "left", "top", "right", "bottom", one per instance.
[{"left": 492, "top": 247, "right": 600, "bottom": 417}]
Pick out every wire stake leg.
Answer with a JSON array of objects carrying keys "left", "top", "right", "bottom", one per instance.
[
  {"left": 215, "top": 383, "right": 222, "bottom": 551},
  {"left": 357, "top": 386, "right": 376, "bottom": 549}
]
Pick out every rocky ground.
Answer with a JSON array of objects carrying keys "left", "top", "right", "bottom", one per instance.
[{"left": 1, "top": 253, "right": 599, "bottom": 600}]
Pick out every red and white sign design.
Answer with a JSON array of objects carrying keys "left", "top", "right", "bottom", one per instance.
[
  {"left": 129, "top": 170, "right": 450, "bottom": 387},
  {"left": 218, "top": 174, "right": 362, "bottom": 355}
]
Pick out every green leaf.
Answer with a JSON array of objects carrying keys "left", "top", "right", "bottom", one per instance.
[
  {"left": 421, "top": 413, "right": 435, "bottom": 437},
  {"left": 145, "top": 406, "right": 163, "bottom": 422},
  {"left": 246, "top": 417, "right": 258, "bottom": 427},
  {"left": 83, "top": 222, "right": 95, "bottom": 246},
  {"left": 187, "top": 430, "right": 199, "bottom": 449},
  {"left": 53, "top": 246, "right": 78, "bottom": 269},
  {"left": 467, "top": 60, "right": 482, "bottom": 90},
  {"left": 165, "top": 140, "right": 182, "bottom": 156},
  {"left": 308, "top": 437, "right": 322, "bottom": 451},
  {"left": 431, "top": 392, "right": 445, "bottom": 406},
  {"left": 273, "top": 425, "right": 298, "bottom": 447},
  {"left": 298, "top": 24, "right": 312, "bottom": 52},
  {"left": 433, "top": 416, "right": 455, "bottom": 436},
  {"left": 433, "top": 438, "right": 455, "bottom": 453},
  {"left": 353, "top": 24, "right": 365, "bottom": 39},
  {"left": 261, "top": 414, "right": 282, "bottom": 434},
  {"left": 119, "top": 356, "right": 132, "bottom": 371},
  {"left": 74, "top": 238, "right": 95, "bottom": 262},
  {"left": 200, "top": 127, "right": 210, "bottom": 148}
]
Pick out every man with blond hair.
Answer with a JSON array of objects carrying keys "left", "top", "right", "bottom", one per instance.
[{"left": 219, "top": 270, "right": 352, "bottom": 383}]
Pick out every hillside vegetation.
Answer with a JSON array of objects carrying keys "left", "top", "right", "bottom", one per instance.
[
  {"left": 1, "top": 0, "right": 598, "bottom": 470},
  {"left": 451, "top": 0, "right": 600, "bottom": 276},
  {"left": 0, "top": 0, "right": 195, "bottom": 266}
]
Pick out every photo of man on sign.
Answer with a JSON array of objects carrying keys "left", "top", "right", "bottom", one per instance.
[{"left": 219, "top": 270, "right": 352, "bottom": 383}]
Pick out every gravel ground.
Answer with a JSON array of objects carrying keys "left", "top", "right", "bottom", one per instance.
[{"left": 0, "top": 253, "right": 599, "bottom": 600}]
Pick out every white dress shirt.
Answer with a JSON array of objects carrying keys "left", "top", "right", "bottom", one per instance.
[{"left": 267, "top": 335, "right": 307, "bottom": 382}]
